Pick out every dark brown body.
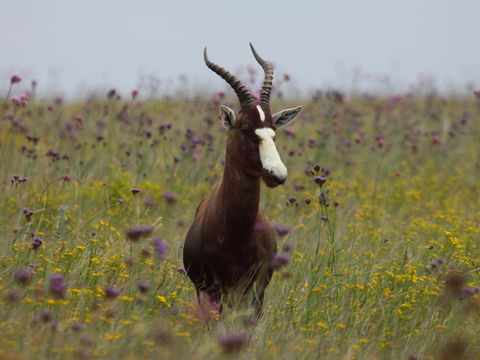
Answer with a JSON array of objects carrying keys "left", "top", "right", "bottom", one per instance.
[{"left": 183, "top": 139, "right": 277, "bottom": 314}]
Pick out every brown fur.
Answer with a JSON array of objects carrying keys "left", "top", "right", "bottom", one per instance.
[{"left": 183, "top": 105, "right": 279, "bottom": 317}]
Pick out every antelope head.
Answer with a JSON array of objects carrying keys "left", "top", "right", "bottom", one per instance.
[{"left": 204, "top": 43, "right": 302, "bottom": 187}]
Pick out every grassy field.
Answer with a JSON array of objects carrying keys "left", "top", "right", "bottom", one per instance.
[{"left": 1, "top": 87, "right": 480, "bottom": 359}]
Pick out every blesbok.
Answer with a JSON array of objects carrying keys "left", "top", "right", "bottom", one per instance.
[{"left": 183, "top": 44, "right": 302, "bottom": 317}]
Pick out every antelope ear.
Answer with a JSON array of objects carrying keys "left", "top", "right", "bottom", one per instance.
[
  {"left": 220, "top": 105, "right": 236, "bottom": 130},
  {"left": 272, "top": 106, "right": 303, "bottom": 128}
]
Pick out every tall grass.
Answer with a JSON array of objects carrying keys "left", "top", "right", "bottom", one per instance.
[{"left": 0, "top": 90, "right": 479, "bottom": 359}]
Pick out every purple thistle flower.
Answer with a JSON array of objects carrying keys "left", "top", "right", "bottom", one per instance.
[
  {"left": 287, "top": 196, "right": 297, "bottom": 205},
  {"left": 177, "top": 267, "right": 187, "bottom": 275},
  {"left": 293, "top": 184, "right": 305, "bottom": 191},
  {"left": 144, "top": 198, "right": 155, "bottom": 207},
  {"left": 23, "top": 208, "right": 34, "bottom": 222},
  {"left": 19, "top": 92, "right": 29, "bottom": 106},
  {"left": 125, "top": 225, "right": 154, "bottom": 242},
  {"left": 5, "top": 290, "right": 19, "bottom": 303},
  {"left": 136, "top": 281, "right": 150, "bottom": 293},
  {"left": 274, "top": 224, "right": 291, "bottom": 237},
  {"left": 49, "top": 273, "right": 67, "bottom": 299},
  {"left": 270, "top": 253, "right": 290, "bottom": 270},
  {"left": 104, "top": 285, "right": 121, "bottom": 299},
  {"left": 14, "top": 268, "right": 33, "bottom": 284},
  {"left": 130, "top": 188, "right": 142, "bottom": 195},
  {"left": 163, "top": 191, "right": 178, "bottom": 204},
  {"left": 460, "top": 286, "right": 477, "bottom": 299},
  {"left": 314, "top": 176, "right": 327, "bottom": 187},
  {"left": 73, "top": 114, "right": 83, "bottom": 125},
  {"left": 308, "top": 139, "right": 319, "bottom": 148},
  {"left": 140, "top": 247, "right": 151, "bottom": 257},
  {"left": 107, "top": 88, "right": 116, "bottom": 99},
  {"left": 32, "top": 236, "right": 43, "bottom": 250},
  {"left": 11, "top": 95, "right": 21, "bottom": 106},
  {"left": 428, "top": 258, "right": 446, "bottom": 270},
  {"left": 118, "top": 198, "right": 125, "bottom": 204},
  {"left": 80, "top": 335, "right": 94, "bottom": 346},
  {"left": 152, "top": 238, "right": 169, "bottom": 260},
  {"left": 72, "top": 322, "right": 84, "bottom": 332},
  {"left": 304, "top": 197, "right": 312, "bottom": 205},
  {"left": 283, "top": 128, "right": 295, "bottom": 137},
  {"left": 10, "top": 75, "right": 22, "bottom": 84}
]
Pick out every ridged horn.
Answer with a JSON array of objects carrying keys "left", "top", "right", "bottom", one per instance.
[
  {"left": 204, "top": 48, "right": 255, "bottom": 108},
  {"left": 249, "top": 43, "right": 273, "bottom": 105}
]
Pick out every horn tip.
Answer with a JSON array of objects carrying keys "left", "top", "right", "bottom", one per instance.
[{"left": 203, "top": 47, "right": 209, "bottom": 63}]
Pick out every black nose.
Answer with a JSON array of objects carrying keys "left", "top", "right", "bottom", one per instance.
[{"left": 272, "top": 175, "right": 286, "bottom": 185}]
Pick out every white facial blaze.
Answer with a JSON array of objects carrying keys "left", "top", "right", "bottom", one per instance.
[
  {"left": 256, "top": 105, "right": 265, "bottom": 121},
  {"left": 255, "top": 128, "right": 287, "bottom": 181}
]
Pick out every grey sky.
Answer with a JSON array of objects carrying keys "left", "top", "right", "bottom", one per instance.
[{"left": 1, "top": 0, "right": 478, "bottom": 98}]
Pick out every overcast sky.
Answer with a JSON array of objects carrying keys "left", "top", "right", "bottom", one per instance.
[{"left": 1, "top": 0, "right": 478, "bottom": 98}]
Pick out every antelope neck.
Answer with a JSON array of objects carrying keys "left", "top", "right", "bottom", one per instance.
[{"left": 218, "top": 156, "right": 261, "bottom": 235}]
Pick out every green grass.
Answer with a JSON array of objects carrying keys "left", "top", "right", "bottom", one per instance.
[{"left": 1, "top": 92, "right": 479, "bottom": 359}]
